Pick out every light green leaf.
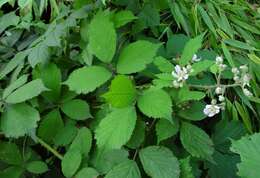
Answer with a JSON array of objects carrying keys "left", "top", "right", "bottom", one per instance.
[
  {"left": 61, "top": 99, "right": 92, "bottom": 120},
  {"left": 70, "top": 127, "right": 92, "bottom": 156},
  {"left": 117, "top": 40, "right": 160, "bottom": 74},
  {"left": 248, "top": 53, "right": 260, "bottom": 65},
  {"left": 3, "top": 74, "right": 28, "bottom": 99},
  {"left": 180, "top": 33, "right": 204, "bottom": 66},
  {"left": 37, "top": 109, "right": 64, "bottom": 143},
  {"left": 26, "top": 161, "right": 48, "bottom": 174},
  {"left": 0, "top": 12, "right": 19, "bottom": 33},
  {"left": 139, "top": 146, "right": 180, "bottom": 178},
  {"left": 178, "top": 101, "right": 207, "bottom": 121},
  {"left": 103, "top": 75, "right": 136, "bottom": 108},
  {"left": 1, "top": 103, "right": 40, "bottom": 138},
  {"left": 230, "top": 133, "right": 260, "bottom": 178},
  {"left": 180, "top": 157, "right": 194, "bottom": 178},
  {"left": 113, "top": 10, "right": 137, "bottom": 28},
  {"left": 28, "top": 44, "right": 50, "bottom": 67},
  {"left": 190, "top": 60, "right": 214, "bottom": 76},
  {"left": 105, "top": 160, "right": 141, "bottom": 178},
  {"left": 88, "top": 11, "right": 116, "bottom": 63},
  {"left": 95, "top": 106, "right": 137, "bottom": 149},
  {"left": 156, "top": 119, "right": 179, "bottom": 143},
  {"left": 178, "top": 88, "right": 206, "bottom": 103},
  {"left": 180, "top": 122, "right": 214, "bottom": 161},
  {"left": 198, "top": 5, "right": 216, "bottom": 36},
  {"left": 0, "top": 142, "right": 22, "bottom": 165},
  {"left": 18, "top": 0, "right": 32, "bottom": 9},
  {"left": 62, "top": 149, "right": 82, "bottom": 178},
  {"left": 64, "top": 66, "right": 112, "bottom": 94},
  {"left": 5, "top": 79, "right": 48, "bottom": 104},
  {"left": 224, "top": 39, "right": 256, "bottom": 51},
  {"left": 153, "top": 56, "right": 173, "bottom": 73},
  {"left": 75, "top": 167, "right": 99, "bottom": 178},
  {"left": 137, "top": 88, "right": 172, "bottom": 122}
]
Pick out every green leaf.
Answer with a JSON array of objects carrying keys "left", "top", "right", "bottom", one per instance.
[
  {"left": 153, "top": 56, "right": 174, "bottom": 73},
  {"left": 105, "top": 160, "right": 141, "bottom": 178},
  {"left": 156, "top": 119, "right": 179, "bottom": 143},
  {"left": 179, "top": 157, "right": 195, "bottom": 178},
  {"left": 126, "top": 120, "right": 146, "bottom": 149},
  {"left": 54, "top": 123, "right": 77, "bottom": 146},
  {"left": 180, "top": 122, "right": 214, "bottom": 161},
  {"left": 231, "top": 133, "right": 260, "bottom": 178},
  {"left": 37, "top": 109, "right": 64, "bottom": 143},
  {"left": 198, "top": 5, "right": 216, "bottom": 36},
  {"left": 62, "top": 149, "right": 82, "bottom": 178},
  {"left": 0, "top": 142, "right": 22, "bottom": 165},
  {"left": 2, "top": 74, "right": 28, "bottom": 99},
  {"left": 178, "top": 101, "right": 207, "bottom": 121},
  {"left": 70, "top": 127, "right": 92, "bottom": 156},
  {"left": 1, "top": 103, "right": 40, "bottom": 138},
  {"left": 33, "top": 63, "right": 61, "bottom": 102},
  {"left": 138, "top": 4, "right": 160, "bottom": 27},
  {"left": 26, "top": 161, "right": 48, "bottom": 174},
  {"left": 61, "top": 99, "right": 92, "bottom": 120},
  {"left": 0, "top": 166, "right": 24, "bottom": 178},
  {"left": 137, "top": 88, "right": 172, "bottom": 122},
  {"left": 0, "top": 12, "right": 20, "bottom": 33},
  {"left": 177, "top": 88, "right": 206, "bottom": 103},
  {"left": 64, "top": 66, "right": 112, "bottom": 94},
  {"left": 113, "top": 10, "right": 137, "bottom": 28},
  {"left": 190, "top": 60, "right": 214, "bottom": 76},
  {"left": 117, "top": 40, "right": 160, "bottom": 74},
  {"left": 88, "top": 11, "right": 116, "bottom": 63},
  {"left": 75, "top": 167, "right": 99, "bottom": 178},
  {"left": 248, "top": 53, "right": 260, "bottom": 65},
  {"left": 95, "top": 106, "right": 137, "bottom": 149},
  {"left": 224, "top": 39, "right": 256, "bottom": 51},
  {"left": 28, "top": 44, "right": 50, "bottom": 67},
  {"left": 139, "top": 146, "right": 180, "bottom": 178},
  {"left": 179, "top": 33, "right": 204, "bottom": 66},
  {"left": 5, "top": 79, "right": 48, "bottom": 104},
  {"left": 103, "top": 75, "right": 136, "bottom": 108}
]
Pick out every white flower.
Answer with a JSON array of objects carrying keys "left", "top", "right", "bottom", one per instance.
[
  {"left": 215, "top": 56, "right": 223, "bottom": 64},
  {"left": 243, "top": 88, "right": 253, "bottom": 97},
  {"left": 192, "top": 54, "right": 201, "bottom": 62},
  {"left": 218, "top": 95, "right": 225, "bottom": 102},
  {"left": 231, "top": 67, "right": 239, "bottom": 75},
  {"left": 233, "top": 76, "right": 240, "bottom": 82},
  {"left": 240, "top": 65, "right": 248, "bottom": 72},
  {"left": 242, "top": 73, "right": 251, "bottom": 87},
  {"left": 219, "top": 64, "right": 227, "bottom": 71},
  {"left": 203, "top": 104, "right": 221, "bottom": 117},
  {"left": 173, "top": 80, "right": 180, "bottom": 88},
  {"left": 172, "top": 65, "right": 189, "bottom": 82},
  {"left": 215, "top": 87, "right": 223, "bottom": 94}
]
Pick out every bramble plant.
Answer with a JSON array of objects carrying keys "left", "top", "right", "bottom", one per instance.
[{"left": 0, "top": 0, "right": 260, "bottom": 178}]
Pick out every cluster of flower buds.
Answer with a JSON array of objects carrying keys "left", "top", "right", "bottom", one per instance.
[
  {"left": 215, "top": 56, "right": 227, "bottom": 71},
  {"left": 231, "top": 65, "right": 252, "bottom": 97},
  {"left": 172, "top": 65, "right": 193, "bottom": 88}
]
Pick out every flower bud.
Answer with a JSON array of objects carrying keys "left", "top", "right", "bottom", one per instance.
[
  {"left": 231, "top": 67, "right": 239, "bottom": 74},
  {"left": 218, "top": 95, "right": 225, "bottom": 102},
  {"left": 216, "top": 56, "right": 223, "bottom": 64},
  {"left": 240, "top": 65, "right": 248, "bottom": 72},
  {"left": 211, "top": 99, "right": 217, "bottom": 105},
  {"left": 215, "top": 87, "right": 223, "bottom": 94},
  {"left": 243, "top": 88, "right": 253, "bottom": 97}
]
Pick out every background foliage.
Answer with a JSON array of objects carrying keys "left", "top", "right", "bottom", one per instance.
[{"left": 0, "top": 0, "right": 260, "bottom": 178}]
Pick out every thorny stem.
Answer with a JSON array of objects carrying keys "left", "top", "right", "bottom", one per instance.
[{"left": 37, "top": 137, "right": 63, "bottom": 160}]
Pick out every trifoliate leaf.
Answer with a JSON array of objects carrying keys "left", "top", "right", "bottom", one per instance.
[
  {"left": 61, "top": 99, "right": 92, "bottom": 120},
  {"left": 1, "top": 103, "right": 40, "bottom": 138},
  {"left": 156, "top": 119, "right": 179, "bottom": 143},
  {"left": 103, "top": 75, "right": 136, "bottom": 108},
  {"left": 0, "top": 142, "right": 22, "bottom": 165},
  {"left": 88, "top": 11, "right": 116, "bottom": 63},
  {"left": 26, "top": 161, "right": 48, "bottom": 174},
  {"left": 105, "top": 160, "right": 141, "bottom": 178},
  {"left": 113, "top": 10, "right": 137, "bottom": 28},
  {"left": 230, "top": 133, "right": 260, "bottom": 178},
  {"left": 64, "top": 66, "right": 112, "bottom": 94},
  {"left": 179, "top": 33, "right": 204, "bottom": 66},
  {"left": 33, "top": 63, "right": 61, "bottom": 102},
  {"left": 117, "top": 40, "right": 160, "bottom": 74},
  {"left": 75, "top": 167, "right": 99, "bottom": 178},
  {"left": 137, "top": 88, "right": 172, "bottom": 122},
  {"left": 95, "top": 106, "right": 137, "bottom": 149},
  {"left": 70, "top": 127, "right": 92, "bottom": 156},
  {"left": 139, "top": 146, "right": 180, "bottom": 178},
  {"left": 5, "top": 79, "right": 48, "bottom": 104},
  {"left": 180, "top": 122, "right": 214, "bottom": 161},
  {"left": 62, "top": 149, "right": 82, "bottom": 178},
  {"left": 37, "top": 109, "right": 64, "bottom": 143}
]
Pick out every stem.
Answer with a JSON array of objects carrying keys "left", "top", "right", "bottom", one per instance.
[
  {"left": 188, "top": 83, "right": 241, "bottom": 89},
  {"left": 37, "top": 137, "right": 63, "bottom": 160}
]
